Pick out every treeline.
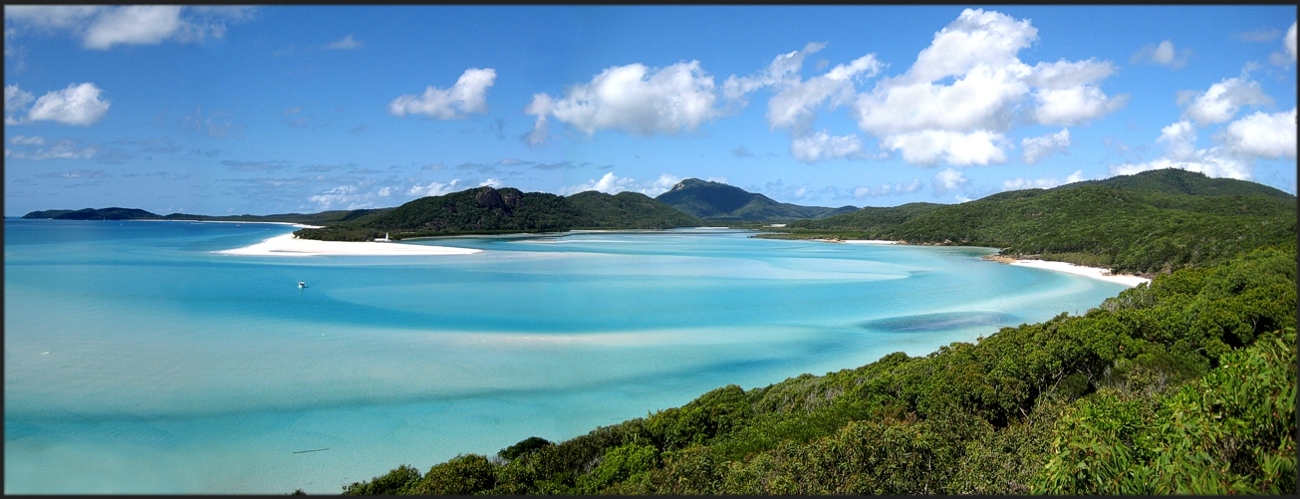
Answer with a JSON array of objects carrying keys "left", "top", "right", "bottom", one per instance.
[
  {"left": 293, "top": 187, "right": 701, "bottom": 241},
  {"left": 336, "top": 243, "right": 1297, "bottom": 495},
  {"left": 768, "top": 169, "right": 1296, "bottom": 275},
  {"left": 20, "top": 206, "right": 391, "bottom": 224}
]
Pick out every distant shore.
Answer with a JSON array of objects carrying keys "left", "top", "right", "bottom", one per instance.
[{"left": 215, "top": 233, "right": 481, "bottom": 257}]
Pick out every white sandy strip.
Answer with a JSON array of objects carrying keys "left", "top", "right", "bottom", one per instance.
[
  {"left": 215, "top": 233, "right": 481, "bottom": 257},
  {"left": 1010, "top": 259, "right": 1151, "bottom": 287},
  {"left": 841, "top": 239, "right": 899, "bottom": 245}
]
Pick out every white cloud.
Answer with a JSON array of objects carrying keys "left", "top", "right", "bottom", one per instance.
[
  {"left": 407, "top": 179, "right": 463, "bottom": 197},
  {"left": 1220, "top": 108, "right": 1297, "bottom": 159},
  {"left": 5, "top": 84, "right": 35, "bottom": 124},
  {"left": 765, "top": 54, "right": 882, "bottom": 133},
  {"left": 931, "top": 168, "right": 969, "bottom": 193},
  {"left": 562, "top": 172, "right": 683, "bottom": 196},
  {"left": 1157, "top": 120, "right": 1198, "bottom": 160},
  {"left": 1181, "top": 77, "right": 1271, "bottom": 125},
  {"left": 852, "top": 179, "right": 923, "bottom": 198},
  {"left": 1109, "top": 153, "right": 1251, "bottom": 180},
  {"left": 83, "top": 6, "right": 183, "bottom": 49},
  {"left": 9, "top": 134, "right": 44, "bottom": 145},
  {"left": 480, "top": 178, "right": 503, "bottom": 188},
  {"left": 1286, "top": 22, "right": 1297, "bottom": 62},
  {"left": 790, "top": 130, "right": 864, "bottom": 162},
  {"left": 5, "top": 138, "right": 97, "bottom": 160},
  {"left": 722, "top": 42, "right": 825, "bottom": 101},
  {"left": 1132, "top": 40, "right": 1190, "bottom": 69},
  {"left": 523, "top": 61, "right": 722, "bottom": 141},
  {"left": 562, "top": 171, "right": 637, "bottom": 195},
  {"left": 882, "top": 130, "right": 1008, "bottom": 166},
  {"left": 26, "top": 82, "right": 110, "bottom": 126},
  {"left": 4, "top": 6, "right": 251, "bottom": 49},
  {"left": 848, "top": 9, "right": 1120, "bottom": 167},
  {"left": 388, "top": 68, "right": 496, "bottom": 120},
  {"left": 1021, "top": 128, "right": 1071, "bottom": 164},
  {"left": 1002, "top": 169, "right": 1084, "bottom": 191},
  {"left": 324, "top": 34, "right": 361, "bottom": 50}
]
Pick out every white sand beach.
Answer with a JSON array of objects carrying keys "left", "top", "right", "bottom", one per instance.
[
  {"left": 216, "top": 233, "right": 481, "bottom": 257},
  {"left": 841, "top": 239, "right": 899, "bottom": 245},
  {"left": 1008, "top": 259, "right": 1151, "bottom": 287}
]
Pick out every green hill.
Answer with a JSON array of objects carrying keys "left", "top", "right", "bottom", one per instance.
[
  {"left": 655, "top": 178, "right": 857, "bottom": 222},
  {"left": 293, "top": 186, "right": 703, "bottom": 241},
  {"left": 778, "top": 170, "right": 1296, "bottom": 274}
]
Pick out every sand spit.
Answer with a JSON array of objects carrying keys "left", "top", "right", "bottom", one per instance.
[{"left": 216, "top": 234, "right": 481, "bottom": 257}]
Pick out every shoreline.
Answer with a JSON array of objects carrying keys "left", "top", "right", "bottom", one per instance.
[
  {"left": 215, "top": 233, "right": 481, "bottom": 257},
  {"left": 985, "top": 256, "right": 1151, "bottom": 287}
]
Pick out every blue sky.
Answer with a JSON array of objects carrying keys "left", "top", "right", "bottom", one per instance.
[{"left": 4, "top": 5, "right": 1296, "bottom": 216}]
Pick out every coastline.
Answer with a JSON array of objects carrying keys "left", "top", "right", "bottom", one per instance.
[
  {"left": 986, "top": 256, "right": 1151, "bottom": 287},
  {"left": 215, "top": 233, "right": 481, "bottom": 257}
]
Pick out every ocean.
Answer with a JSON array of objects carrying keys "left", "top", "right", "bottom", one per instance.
[{"left": 4, "top": 219, "right": 1129, "bottom": 493}]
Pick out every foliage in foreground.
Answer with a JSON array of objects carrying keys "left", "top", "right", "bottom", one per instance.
[{"left": 338, "top": 244, "right": 1297, "bottom": 495}]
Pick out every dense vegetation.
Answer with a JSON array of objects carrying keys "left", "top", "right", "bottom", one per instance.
[
  {"left": 655, "top": 178, "right": 857, "bottom": 221},
  {"left": 336, "top": 237, "right": 1296, "bottom": 494},
  {"left": 767, "top": 169, "right": 1296, "bottom": 275},
  {"left": 293, "top": 187, "right": 703, "bottom": 241}
]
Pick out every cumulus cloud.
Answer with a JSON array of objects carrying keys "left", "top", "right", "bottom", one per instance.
[
  {"left": 764, "top": 54, "right": 882, "bottom": 134},
  {"left": 1132, "top": 40, "right": 1190, "bottom": 69},
  {"left": 881, "top": 130, "right": 1008, "bottom": 166},
  {"left": 1021, "top": 128, "right": 1071, "bottom": 164},
  {"left": 389, "top": 68, "right": 496, "bottom": 120},
  {"left": 479, "top": 178, "right": 503, "bottom": 188},
  {"left": 1002, "top": 169, "right": 1084, "bottom": 191},
  {"left": 849, "top": 9, "right": 1122, "bottom": 167},
  {"left": 931, "top": 168, "right": 968, "bottom": 194},
  {"left": 852, "top": 178, "right": 923, "bottom": 198},
  {"left": 790, "top": 130, "right": 865, "bottom": 162},
  {"left": 5, "top": 5, "right": 253, "bottom": 50},
  {"left": 1181, "top": 77, "right": 1271, "bottom": 125},
  {"left": 23, "top": 82, "right": 111, "bottom": 126},
  {"left": 1220, "top": 108, "right": 1297, "bottom": 159},
  {"left": 324, "top": 34, "right": 361, "bottom": 50},
  {"left": 524, "top": 61, "right": 722, "bottom": 142},
  {"left": 5, "top": 84, "right": 35, "bottom": 124},
  {"left": 1273, "top": 22, "right": 1298, "bottom": 66},
  {"left": 722, "top": 42, "right": 826, "bottom": 102},
  {"left": 408, "top": 179, "right": 463, "bottom": 197}
]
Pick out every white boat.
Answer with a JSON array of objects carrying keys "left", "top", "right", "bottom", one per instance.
[
  {"left": 376, "top": 233, "right": 391, "bottom": 242},
  {"left": 298, "top": 281, "right": 306, "bottom": 289}
]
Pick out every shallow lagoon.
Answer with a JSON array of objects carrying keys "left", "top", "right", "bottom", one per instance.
[{"left": 5, "top": 220, "right": 1129, "bottom": 493}]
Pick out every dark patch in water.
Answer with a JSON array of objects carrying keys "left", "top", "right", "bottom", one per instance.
[{"left": 861, "top": 311, "right": 1019, "bottom": 333}]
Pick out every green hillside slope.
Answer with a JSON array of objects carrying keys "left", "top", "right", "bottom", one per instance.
[
  {"left": 294, "top": 186, "right": 702, "bottom": 241},
  {"left": 778, "top": 170, "right": 1296, "bottom": 274}
]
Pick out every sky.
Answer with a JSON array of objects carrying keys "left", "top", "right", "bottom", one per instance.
[{"left": 3, "top": 5, "right": 1296, "bottom": 216}]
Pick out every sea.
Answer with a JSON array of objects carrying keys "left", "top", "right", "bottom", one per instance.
[{"left": 3, "top": 219, "right": 1130, "bottom": 493}]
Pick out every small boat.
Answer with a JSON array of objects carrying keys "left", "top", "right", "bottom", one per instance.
[
  {"left": 298, "top": 281, "right": 306, "bottom": 289},
  {"left": 376, "top": 232, "right": 391, "bottom": 242}
]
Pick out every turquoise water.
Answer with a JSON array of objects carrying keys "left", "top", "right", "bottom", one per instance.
[{"left": 4, "top": 220, "right": 1128, "bottom": 493}]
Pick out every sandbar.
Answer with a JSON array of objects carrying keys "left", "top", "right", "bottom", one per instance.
[
  {"left": 1008, "top": 259, "right": 1151, "bottom": 287},
  {"left": 841, "top": 239, "right": 899, "bottom": 245},
  {"left": 216, "top": 233, "right": 481, "bottom": 257}
]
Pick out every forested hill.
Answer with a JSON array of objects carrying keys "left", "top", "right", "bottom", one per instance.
[
  {"left": 21, "top": 207, "right": 161, "bottom": 220},
  {"left": 292, "top": 186, "right": 702, "bottom": 241},
  {"left": 655, "top": 178, "right": 857, "bottom": 221},
  {"left": 773, "top": 169, "right": 1296, "bottom": 275}
]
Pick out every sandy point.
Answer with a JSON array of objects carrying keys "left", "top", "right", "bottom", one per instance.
[
  {"left": 215, "top": 233, "right": 481, "bottom": 256},
  {"left": 1002, "top": 258, "right": 1151, "bottom": 287}
]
